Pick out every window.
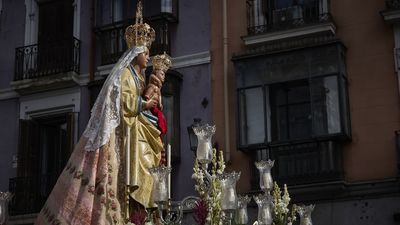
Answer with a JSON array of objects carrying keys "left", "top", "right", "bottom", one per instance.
[
  {"left": 234, "top": 44, "right": 349, "bottom": 186},
  {"left": 9, "top": 113, "right": 75, "bottom": 215},
  {"left": 236, "top": 44, "right": 349, "bottom": 147},
  {"left": 271, "top": 80, "right": 312, "bottom": 141},
  {"left": 238, "top": 75, "right": 347, "bottom": 146},
  {"left": 247, "top": 0, "right": 328, "bottom": 34},
  {"left": 160, "top": 70, "right": 182, "bottom": 163}
]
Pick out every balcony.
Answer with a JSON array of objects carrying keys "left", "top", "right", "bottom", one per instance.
[
  {"left": 381, "top": 0, "right": 400, "bottom": 23},
  {"left": 96, "top": 16, "right": 172, "bottom": 66},
  {"left": 250, "top": 139, "right": 344, "bottom": 189},
  {"left": 14, "top": 38, "right": 80, "bottom": 81},
  {"left": 244, "top": 0, "right": 336, "bottom": 46},
  {"left": 8, "top": 174, "right": 58, "bottom": 215}
]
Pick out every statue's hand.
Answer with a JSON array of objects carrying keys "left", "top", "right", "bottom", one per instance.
[{"left": 143, "top": 96, "right": 157, "bottom": 110}]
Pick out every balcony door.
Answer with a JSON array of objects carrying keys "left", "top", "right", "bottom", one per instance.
[
  {"left": 11, "top": 113, "right": 75, "bottom": 215},
  {"left": 37, "top": 0, "right": 74, "bottom": 75}
]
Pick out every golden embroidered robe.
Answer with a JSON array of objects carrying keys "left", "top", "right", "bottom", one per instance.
[
  {"left": 120, "top": 67, "right": 163, "bottom": 208},
  {"left": 34, "top": 66, "right": 163, "bottom": 225}
]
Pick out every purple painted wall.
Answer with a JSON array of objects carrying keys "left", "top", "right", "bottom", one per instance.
[
  {"left": 167, "top": 0, "right": 212, "bottom": 200},
  {"left": 0, "top": 99, "right": 19, "bottom": 191},
  {"left": 173, "top": 64, "right": 212, "bottom": 200},
  {"left": 0, "top": 0, "right": 25, "bottom": 89},
  {"left": 78, "top": 0, "right": 92, "bottom": 76},
  {"left": 171, "top": 0, "right": 210, "bottom": 56},
  {"left": 79, "top": 86, "right": 91, "bottom": 136},
  {"left": 0, "top": 0, "right": 212, "bottom": 206}
]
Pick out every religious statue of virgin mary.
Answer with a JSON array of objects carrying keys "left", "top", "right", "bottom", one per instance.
[{"left": 35, "top": 1, "right": 169, "bottom": 224}]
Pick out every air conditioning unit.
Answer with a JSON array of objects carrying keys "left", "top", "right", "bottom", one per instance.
[{"left": 272, "top": 5, "right": 303, "bottom": 25}]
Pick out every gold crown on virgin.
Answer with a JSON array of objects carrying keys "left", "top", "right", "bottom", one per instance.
[
  {"left": 125, "top": 0, "right": 155, "bottom": 49},
  {"left": 152, "top": 52, "right": 172, "bottom": 72}
]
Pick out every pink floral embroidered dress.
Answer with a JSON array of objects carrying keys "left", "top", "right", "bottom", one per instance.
[{"left": 35, "top": 47, "right": 163, "bottom": 225}]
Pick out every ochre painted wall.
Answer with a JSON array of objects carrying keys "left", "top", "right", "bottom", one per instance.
[{"left": 333, "top": 0, "right": 400, "bottom": 181}]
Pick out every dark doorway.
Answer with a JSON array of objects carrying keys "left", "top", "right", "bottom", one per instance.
[{"left": 37, "top": 0, "right": 74, "bottom": 75}]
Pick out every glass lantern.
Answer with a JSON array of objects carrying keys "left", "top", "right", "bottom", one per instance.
[
  {"left": 235, "top": 195, "right": 251, "bottom": 225},
  {"left": 193, "top": 124, "right": 216, "bottom": 165},
  {"left": 149, "top": 166, "right": 171, "bottom": 205},
  {"left": 217, "top": 171, "right": 241, "bottom": 211},
  {"left": 255, "top": 160, "right": 274, "bottom": 192},
  {"left": 253, "top": 193, "right": 273, "bottom": 225}
]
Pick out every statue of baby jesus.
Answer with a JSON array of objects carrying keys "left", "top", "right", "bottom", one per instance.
[
  {"left": 143, "top": 53, "right": 171, "bottom": 166},
  {"left": 143, "top": 52, "right": 171, "bottom": 110},
  {"left": 144, "top": 69, "right": 165, "bottom": 109}
]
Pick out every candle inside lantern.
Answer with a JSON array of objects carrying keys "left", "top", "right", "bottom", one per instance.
[
  {"left": 193, "top": 124, "right": 216, "bottom": 164},
  {"left": 149, "top": 166, "right": 171, "bottom": 204}
]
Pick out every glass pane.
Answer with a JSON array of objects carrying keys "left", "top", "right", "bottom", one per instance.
[
  {"left": 162, "top": 95, "right": 174, "bottom": 145},
  {"left": 288, "top": 103, "right": 312, "bottom": 139},
  {"left": 277, "top": 105, "right": 288, "bottom": 140},
  {"left": 113, "top": 0, "right": 123, "bottom": 22},
  {"left": 287, "top": 83, "right": 310, "bottom": 104},
  {"left": 275, "top": 0, "right": 294, "bottom": 9},
  {"left": 239, "top": 87, "right": 265, "bottom": 145},
  {"left": 271, "top": 81, "right": 311, "bottom": 141},
  {"left": 311, "top": 76, "right": 341, "bottom": 135},
  {"left": 253, "top": 0, "right": 266, "bottom": 26},
  {"left": 161, "top": 0, "right": 173, "bottom": 13},
  {"left": 339, "top": 76, "right": 351, "bottom": 136},
  {"left": 309, "top": 46, "right": 339, "bottom": 76}
]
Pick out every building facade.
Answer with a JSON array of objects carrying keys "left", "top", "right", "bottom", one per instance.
[
  {"left": 211, "top": 0, "right": 400, "bottom": 224},
  {"left": 0, "top": 0, "right": 211, "bottom": 224},
  {"left": 0, "top": 0, "right": 399, "bottom": 224}
]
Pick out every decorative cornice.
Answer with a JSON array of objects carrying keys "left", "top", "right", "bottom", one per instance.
[
  {"left": 381, "top": 9, "right": 400, "bottom": 24},
  {"left": 242, "top": 22, "right": 336, "bottom": 46},
  {"left": 71, "top": 73, "right": 96, "bottom": 86},
  {"left": 171, "top": 51, "right": 211, "bottom": 69},
  {"left": 245, "top": 178, "right": 400, "bottom": 203},
  {"left": 97, "top": 51, "right": 211, "bottom": 76},
  {"left": 0, "top": 88, "right": 19, "bottom": 100},
  {"left": 233, "top": 33, "right": 339, "bottom": 60},
  {"left": 8, "top": 72, "right": 93, "bottom": 96}
]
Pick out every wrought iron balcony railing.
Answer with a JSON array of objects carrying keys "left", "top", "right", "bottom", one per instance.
[
  {"left": 96, "top": 16, "right": 171, "bottom": 65},
  {"left": 8, "top": 174, "right": 58, "bottom": 215},
  {"left": 250, "top": 139, "right": 343, "bottom": 188},
  {"left": 14, "top": 38, "right": 80, "bottom": 81},
  {"left": 246, "top": 0, "right": 333, "bottom": 35}
]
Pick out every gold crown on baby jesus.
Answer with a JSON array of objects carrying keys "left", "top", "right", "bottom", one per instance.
[
  {"left": 124, "top": 0, "right": 155, "bottom": 49},
  {"left": 152, "top": 52, "right": 172, "bottom": 72}
]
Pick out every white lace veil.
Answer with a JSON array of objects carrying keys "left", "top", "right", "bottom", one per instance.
[{"left": 82, "top": 46, "right": 146, "bottom": 151}]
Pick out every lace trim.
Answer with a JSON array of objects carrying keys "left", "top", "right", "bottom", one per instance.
[{"left": 82, "top": 46, "right": 146, "bottom": 153}]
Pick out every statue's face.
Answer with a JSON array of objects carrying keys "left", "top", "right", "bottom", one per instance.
[{"left": 136, "top": 47, "right": 150, "bottom": 69}]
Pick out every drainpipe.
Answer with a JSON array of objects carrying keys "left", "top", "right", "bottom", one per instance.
[
  {"left": 222, "top": 0, "right": 230, "bottom": 162},
  {"left": 393, "top": 25, "right": 400, "bottom": 98}
]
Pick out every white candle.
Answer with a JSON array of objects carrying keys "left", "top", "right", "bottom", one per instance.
[{"left": 167, "top": 144, "right": 171, "bottom": 199}]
